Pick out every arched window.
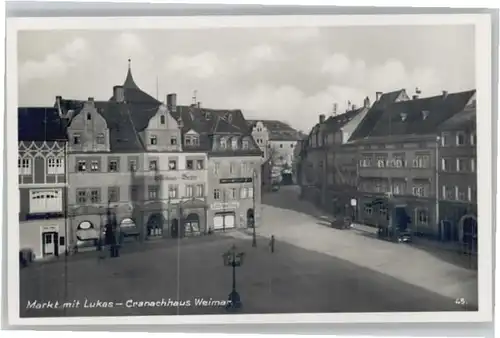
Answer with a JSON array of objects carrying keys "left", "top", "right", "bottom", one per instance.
[{"left": 76, "top": 221, "right": 99, "bottom": 242}]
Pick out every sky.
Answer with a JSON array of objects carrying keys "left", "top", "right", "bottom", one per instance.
[{"left": 18, "top": 25, "right": 475, "bottom": 132}]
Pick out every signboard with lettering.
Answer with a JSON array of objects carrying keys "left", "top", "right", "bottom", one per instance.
[
  {"left": 219, "top": 177, "right": 252, "bottom": 184},
  {"left": 42, "top": 225, "right": 58, "bottom": 232},
  {"left": 155, "top": 173, "right": 198, "bottom": 181},
  {"left": 210, "top": 202, "right": 239, "bottom": 210}
]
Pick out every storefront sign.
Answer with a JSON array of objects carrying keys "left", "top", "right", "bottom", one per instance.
[
  {"left": 156, "top": 173, "right": 198, "bottom": 181},
  {"left": 219, "top": 177, "right": 252, "bottom": 184},
  {"left": 210, "top": 202, "right": 239, "bottom": 210},
  {"left": 42, "top": 225, "right": 58, "bottom": 232}
]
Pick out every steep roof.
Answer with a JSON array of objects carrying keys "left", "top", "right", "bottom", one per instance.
[
  {"left": 323, "top": 107, "right": 366, "bottom": 133},
  {"left": 360, "top": 90, "right": 476, "bottom": 139},
  {"left": 439, "top": 106, "right": 476, "bottom": 131},
  {"left": 247, "top": 119, "right": 296, "bottom": 131},
  {"left": 349, "top": 89, "right": 406, "bottom": 140},
  {"left": 18, "top": 107, "right": 67, "bottom": 141},
  {"left": 55, "top": 64, "right": 260, "bottom": 154},
  {"left": 247, "top": 119, "right": 302, "bottom": 141}
]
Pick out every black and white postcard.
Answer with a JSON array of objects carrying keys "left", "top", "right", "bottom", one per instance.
[{"left": 4, "top": 13, "right": 494, "bottom": 326}]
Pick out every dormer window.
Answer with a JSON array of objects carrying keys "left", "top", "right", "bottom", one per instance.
[
  {"left": 242, "top": 139, "right": 249, "bottom": 149},
  {"left": 422, "top": 110, "right": 430, "bottom": 120},
  {"left": 170, "top": 136, "right": 177, "bottom": 145},
  {"left": 160, "top": 115, "right": 166, "bottom": 124},
  {"left": 73, "top": 134, "right": 81, "bottom": 145},
  {"left": 96, "top": 133, "right": 105, "bottom": 144},
  {"left": 231, "top": 138, "right": 238, "bottom": 149},
  {"left": 400, "top": 113, "right": 407, "bottom": 121},
  {"left": 220, "top": 138, "right": 227, "bottom": 149},
  {"left": 150, "top": 135, "right": 158, "bottom": 145}
]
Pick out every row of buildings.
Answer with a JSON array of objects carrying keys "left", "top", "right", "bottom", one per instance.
[
  {"left": 297, "top": 89, "right": 477, "bottom": 245},
  {"left": 18, "top": 62, "right": 264, "bottom": 259}
]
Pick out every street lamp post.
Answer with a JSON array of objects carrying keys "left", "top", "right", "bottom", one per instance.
[
  {"left": 222, "top": 244, "right": 245, "bottom": 310},
  {"left": 252, "top": 169, "right": 257, "bottom": 247}
]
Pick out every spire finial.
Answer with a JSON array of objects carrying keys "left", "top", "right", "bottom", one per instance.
[{"left": 128, "top": 59, "right": 131, "bottom": 69}]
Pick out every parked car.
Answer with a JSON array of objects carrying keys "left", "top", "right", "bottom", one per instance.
[{"left": 271, "top": 184, "right": 280, "bottom": 192}]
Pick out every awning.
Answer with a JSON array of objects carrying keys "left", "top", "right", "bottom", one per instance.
[{"left": 76, "top": 228, "right": 100, "bottom": 241}]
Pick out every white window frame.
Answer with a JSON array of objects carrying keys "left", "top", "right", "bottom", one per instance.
[
  {"left": 470, "top": 132, "right": 476, "bottom": 146},
  {"left": 415, "top": 209, "right": 429, "bottom": 225},
  {"left": 18, "top": 157, "right": 32, "bottom": 175},
  {"left": 457, "top": 158, "right": 467, "bottom": 172},
  {"left": 47, "top": 157, "right": 65, "bottom": 175},
  {"left": 471, "top": 158, "right": 476, "bottom": 172},
  {"left": 29, "top": 189, "right": 62, "bottom": 214}
]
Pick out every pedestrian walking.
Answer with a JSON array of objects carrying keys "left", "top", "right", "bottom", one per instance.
[{"left": 269, "top": 235, "right": 275, "bottom": 253}]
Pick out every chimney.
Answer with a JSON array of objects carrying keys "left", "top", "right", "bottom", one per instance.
[
  {"left": 363, "top": 96, "right": 370, "bottom": 108},
  {"left": 197, "top": 101, "right": 201, "bottom": 109},
  {"left": 442, "top": 90, "right": 448, "bottom": 98},
  {"left": 412, "top": 95, "right": 419, "bottom": 100},
  {"left": 352, "top": 104, "right": 357, "bottom": 110},
  {"left": 319, "top": 114, "right": 326, "bottom": 124},
  {"left": 113, "top": 86, "right": 125, "bottom": 103},
  {"left": 376, "top": 92, "right": 383, "bottom": 101},
  {"left": 167, "top": 93, "right": 177, "bottom": 113},
  {"left": 332, "top": 103, "right": 338, "bottom": 116},
  {"left": 88, "top": 97, "right": 94, "bottom": 102}
]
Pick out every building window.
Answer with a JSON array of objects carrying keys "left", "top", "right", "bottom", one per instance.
[
  {"left": 412, "top": 185, "right": 426, "bottom": 197},
  {"left": 229, "top": 188, "right": 237, "bottom": 199},
  {"left": 456, "top": 132, "right": 466, "bottom": 146},
  {"left": 441, "top": 158, "right": 452, "bottom": 171},
  {"left": 185, "top": 137, "right": 192, "bottom": 146},
  {"left": 248, "top": 187, "right": 254, "bottom": 198},
  {"left": 413, "top": 154, "right": 430, "bottom": 168},
  {"left": 18, "top": 157, "right": 32, "bottom": 175},
  {"left": 77, "top": 160, "right": 86, "bottom": 172},
  {"left": 279, "top": 144, "right": 283, "bottom": 148},
  {"left": 47, "top": 157, "right": 64, "bottom": 175},
  {"left": 240, "top": 187, "right": 250, "bottom": 199},
  {"left": 214, "top": 162, "right": 220, "bottom": 175},
  {"left": 195, "top": 184, "right": 204, "bottom": 197},
  {"left": 130, "top": 185, "right": 139, "bottom": 201},
  {"left": 108, "top": 187, "right": 119, "bottom": 203},
  {"left": 90, "top": 160, "right": 100, "bottom": 172},
  {"left": 128, "top": 159, "right": 137, "bottom": 172},
  {"left": 457, "top": 158, "right": 468, "bottom": 172},
  {"left": 168, "top": 159, "right": 177, "bottom": 170},
  {"left": 229, "top": 162, "right": 235, "bottom": 174},
  {"left": 168, "top": 185, "right": 178, "bottom": 199},
  {"left": 213, "top": 188, "right": 221, "bottom": 200},
  {"left": 89, "top": 189, "right": 100, "bottom": 203},
  {"left": 471, "top": 158, "right": 476, "bottom": 172},
  {"left": 471, "top": 132, "right": 476, "bottom": 146},
  {"left": 160, "top": 115, "right": 166, "bottom": 124},
  {"left": 148, "top": 186, "right": 159, "bottom": 200},
  {"left": 185, "top": 185, "right": 194, "bottom": 198},
  {"left": 456, "top": 186, "right": 468, "bottom": 201},
  {"left": 441, "top": 132, "right": 451, "bottom": 146},
  {"left": 196, "top": 160, "right": 204, "bottom": 170},
  {"left": 149, "top": 160, "right": 158, "bottom": 171},
  {"left": 87, "top": 113, "right": 92, "bottom": 121},
  {"left": 73, "top": 134, "right": 81, "bottom": 145},
  {"left": 220, "top": 138, "right": 227, "bottom": 149},
  {"left": 443, "top": 186, "right": 455, "bottom": 200},
  {"left": 170, "top": 136, "right": 177, "bottom": 145},
  {"left": 364, "top": 206, "right": 373, "bottom": 216},
  {"left": 231, "top": 138, "right": 238, "bottom": 149},
  {"left": 76, "top": 189, "right": 87, "bottom": 204},
  {"left": 376, "top": 156, "right": 386, "bottom": 168},
  {"left": 186, "top": 160, "right": 194, "bottom": 170},
  {"left": 291, "top": 144, "right": 294, "bottom": 148},
  {"left": 468, "top": 186, "right": 477, "bottom": 202},
  {"left": 96, "top": 133, "right": 105, "bottom": 145},
  {"left": 150, "top": 135, "right": 158, "bottom": 145},
  {"left": 415, "top": 209, "right": 429, "bottom": 225},
  {"left": 359, "top": 156, "right": 372, "bottom": 167},
  {"left": 108, "top": 159, "right": 119, "bottom": 172},
  {"left": 242, "top": 140, "right": 249, "bottom": 149}
]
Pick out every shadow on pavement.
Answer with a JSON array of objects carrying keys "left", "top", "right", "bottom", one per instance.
[{"left": 20, "top": 230, "right": 477, "bottom": 318}]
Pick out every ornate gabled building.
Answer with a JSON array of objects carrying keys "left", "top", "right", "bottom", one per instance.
[
  {"left": 54, "top": 61, "right": 261, "bottom": 252},
  {"left": 18, "top": 107, "right": 68, "bottom": 259}
]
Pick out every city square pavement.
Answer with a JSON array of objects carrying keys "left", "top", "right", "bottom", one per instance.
[
  {"left": 255, "top": 185, "right": 479, "bottom": 308},
  {"left": 21, "top": 220, "right": 473, "bottom": 318}
]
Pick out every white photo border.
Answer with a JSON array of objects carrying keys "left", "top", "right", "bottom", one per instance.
[{"left": 5, "top": 14, "right": 494, "bottom": 326}]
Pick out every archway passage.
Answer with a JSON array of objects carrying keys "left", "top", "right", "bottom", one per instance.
[
  {"left": 461, "top": 215, "right": 477, "bottom": 253},
  {"left": 76, "top": 220, "right": 99, "bottom": 248},
  {"left": 147, "top": 213, "right": 165, "bottom": 237},
  {"left": 247, "top": 208, "right": 255, "bottom": 227},
  {"left": 184, "top": 213, "right": 201, "bottom": 236},
  {"left": 171, "top": 218, "right": 179, "bottom": 238}
]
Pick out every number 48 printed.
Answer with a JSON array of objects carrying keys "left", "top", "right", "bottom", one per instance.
[{"left": 455, "top": 298, "right": 468, "bottom": 305}]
